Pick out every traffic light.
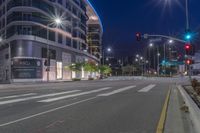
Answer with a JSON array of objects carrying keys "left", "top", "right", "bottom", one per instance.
[
  {"left": 184, "top": 30, "right": 193, "bottom": 41},
  {"left": 136, "top": 32, "right": 142, "bottom": 41},
  {"left": 184, "top": 43, "right": 193, "bottom": 55},
  {"left": 185, "top": 59, "right": 194, "bottom": 65},
  {"left": 184, "top": 43, "right": 195, "bottom": 55}
]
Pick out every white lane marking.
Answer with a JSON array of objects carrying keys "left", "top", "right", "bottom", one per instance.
[
  {"left": 98, "top": 86, "right": 136, "bottom": 96},
  {"left": 0, "top": 90, "right": 80, "bottom": 105},
  {"left": 0, "top": 93, "right": 37, "bottom": 100},
  {"left": 138, "top": 84, "right": 156, "bottom": 92},
  {"left": 38, "top": 87, "right": 112, "bottom": 103},
  {"left": 0, "top": 97, "right": 97, "bottom": 127}
]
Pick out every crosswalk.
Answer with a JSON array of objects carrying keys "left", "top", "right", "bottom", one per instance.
[{"left": 0, "top": 84, "right": 156, "bottom": 106}]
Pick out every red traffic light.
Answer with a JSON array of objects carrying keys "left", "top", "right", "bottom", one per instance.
[
  {"left": 136, "top": 32, "right": 142, "bottom": 41},
  {"left": 184, "top": 44, "right": 191, "bottom": 50},
  {"left": 184, "top": 43, "right": 193, "bottom": 55},
  {"left": 185, "top": 59, "right": 193, "bottom": 65}
]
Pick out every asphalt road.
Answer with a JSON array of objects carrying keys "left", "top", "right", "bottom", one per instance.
[{"left": 0, "top": 80, "right": 170, "bottom": 133}]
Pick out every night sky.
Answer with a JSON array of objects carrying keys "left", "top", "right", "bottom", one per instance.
[{"left": 89, "top": 0, "right": 200, "bottom": 57}]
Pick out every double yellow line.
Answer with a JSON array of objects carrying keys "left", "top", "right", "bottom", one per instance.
[{"left": 156, "top": 87, "right": 171, "bottom": 133}]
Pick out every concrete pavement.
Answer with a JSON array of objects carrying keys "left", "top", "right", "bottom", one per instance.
[
  {"left": 164, "top": 85, "right": 195, "bottom": 133},
  {"left": 0, "top": 80, "right": 170, "bottom": 133}
]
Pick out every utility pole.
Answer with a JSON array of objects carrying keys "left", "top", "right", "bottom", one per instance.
[{"left": 185, "top": 0, "right": 192, "bottom": 80}]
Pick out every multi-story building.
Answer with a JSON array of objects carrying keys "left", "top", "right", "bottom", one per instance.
[
  {"left": 87, "top": 4, "right": 103, "bottom": 59},
  {"left": 0, "top": 0, "right": 103, "bottom": 83}
]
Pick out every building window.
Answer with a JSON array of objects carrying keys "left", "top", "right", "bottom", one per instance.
[
  {"left": 58, "top": 33, "right": 63, "bottom": 44},
  {"left": 23, "top": 13, "right": 31, "bottom": 21},
  {"left": 49, "top": 31, "right": 55, "bottom": 41},
  {"left": 66, "top": 37, "right": 71, "bottom": 46},
  {"left": 42, "top": 48, "right": 56, "bottom": 59},
  {"left": 22, "top": 26, "right": 32, "bottom": 35}
]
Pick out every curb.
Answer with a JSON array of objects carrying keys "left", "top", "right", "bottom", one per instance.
[
  {"left": 177, "top": 85, "right": 200, "bottom": 133},
  {"left": 156, "top": 88, "right": 171, "bottom": 133}
]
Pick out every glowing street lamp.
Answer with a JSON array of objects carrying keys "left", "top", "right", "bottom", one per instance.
[
  {"left": 46, "top": 17, "right": 63, "bottom": 82},
  {"left": 149, "top": 43, "right": 154, "bottom": 47},
  {"left": 107, "top": 48, "right": 112, "bottom": 52},
  {"left": 169, "top": 39, "right": 173, "bottom": 44},
  {"left": 55, "top": 18, "right": 62, "bottom": 25}
]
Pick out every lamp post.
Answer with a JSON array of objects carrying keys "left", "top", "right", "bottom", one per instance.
[
  {"left": 102, "top": 47, "right": 112, "bottom": 65},
  {"left": 157, "top": 53, "right": 160, "bottom": 76},
  {"left": 46, "top": 18, "right": 62, "bottom": 82},
  {"left": 149, "top": 43, "right": 154, "bottom": 73}
]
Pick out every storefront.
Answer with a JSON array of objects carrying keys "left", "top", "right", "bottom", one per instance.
[{"left": 12, "top": 58, "right": 42, "bottom": 80}]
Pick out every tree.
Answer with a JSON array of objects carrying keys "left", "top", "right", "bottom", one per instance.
[
  {"left": 67, "top": 63, "right": 83, "bottom": 72},
  {"left": 99, "top": 65, "right": 112, "bottom": 76},
  {"left": 83, "top": 61, "right": 97, "bottom": 72}
]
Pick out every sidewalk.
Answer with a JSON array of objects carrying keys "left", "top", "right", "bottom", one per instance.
[{"left": 164, "top": 85, "right": 195, "bottom": 133}]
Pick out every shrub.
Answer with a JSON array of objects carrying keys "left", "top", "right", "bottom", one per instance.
[
  {"left": 72, "top": 78, "right": 81, "bottom": 81},
  {"left": 191, "top": 78, "right": 198, "bottom": 88},
  {"left": 88, "top": 78, "right": 94, "bottom": 80}
]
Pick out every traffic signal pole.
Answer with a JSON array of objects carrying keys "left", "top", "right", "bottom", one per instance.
[
  {"left": 185, "top": 0, "right": 190, "bottom": 31},
  {"left": 185, "top": 0, "right": 192, "bottom": 81},
  {"left": 143, "top": 34, "right": 186, "bottom": 43}
]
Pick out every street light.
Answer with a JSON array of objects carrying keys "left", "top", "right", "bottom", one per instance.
[
  {"left": 102, "top": 47, "right": 112, "bottom": 65},
  {"left": 46, "top": 17, "right": 63, "bottom": 82},
  {"left": 107, "top": 48, "right": 112, "bottom": 52},
  {"left": 55, "top": 18, "right": 62, "bottom": 25},
  {"left": 169, "top": 39, "right": 174, "bottom": 44},
  {"left": 149, "top": 43, "right": 154, "bottom": 47},
  {"left": 136, "top": 54, "right": 139, "bottom": 58}
]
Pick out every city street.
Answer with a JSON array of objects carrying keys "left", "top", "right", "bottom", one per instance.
[
  {"left": 0, "top": 0, "right": 200, "bottom": 132},
  {"left": 0, "top": 79, "right": 170, "bottom": 133}
]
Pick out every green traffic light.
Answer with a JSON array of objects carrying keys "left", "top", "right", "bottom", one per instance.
[
  {"left": 185, "top": 32, "right": 192, "bottom": 41},
  {"left": 186, "top": 34, "right": 191, "bottom": 40}
]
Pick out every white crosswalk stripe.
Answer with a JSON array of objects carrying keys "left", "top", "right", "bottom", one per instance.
[
  {"left": 0, "top": 90, "right": 80, "bottom": 105},
  {"left": 0, "top": 93, "right": 37, "bottom": 100},
  {"left": 98, "top": 86, "right": 136, "bottom": 96},
  {"left": 38, "top": 87, "right": 112, "bottom": 103},
  {"left": 0, "top": 85, "right": 157, "bottom": 106},
  {"left": 138, "top": 84, "right": 156, "bottom": 92}
]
